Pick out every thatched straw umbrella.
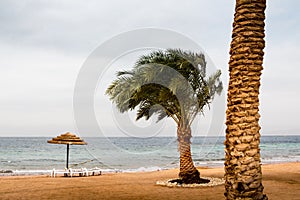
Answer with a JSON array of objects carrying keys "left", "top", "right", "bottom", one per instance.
[{"left": 47, "top": 132, "right": 87, "bottom": 169}]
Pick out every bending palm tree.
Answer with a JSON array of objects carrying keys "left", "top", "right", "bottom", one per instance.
[
  {"left": 106, "top": 49, "right": 222, "bottom": 184},
  {"left": 225, "top": 0, "right": 268, "bottom": 199}
]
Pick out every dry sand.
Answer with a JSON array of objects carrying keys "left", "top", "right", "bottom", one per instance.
[{"left": 0, "top": 162, "right": 299, "bottom": 200}]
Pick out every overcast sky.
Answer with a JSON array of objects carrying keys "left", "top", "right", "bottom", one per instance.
[{"left": 0, "top": 0, "right": 299, "bottom": 137}]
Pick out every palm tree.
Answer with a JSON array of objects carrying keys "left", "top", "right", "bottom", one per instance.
[
  {"left": 224, "top": 0, "right": 268, "bottom": 199},
  {"left": 106, "top": 49, "right": 222, "bottom": 184}
]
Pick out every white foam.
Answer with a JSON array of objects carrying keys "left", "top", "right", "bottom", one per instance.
[{"left": 122, "top": 166, "right": 162, "bottom": 173}]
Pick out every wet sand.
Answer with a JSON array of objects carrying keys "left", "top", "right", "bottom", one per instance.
[{"left": 0, "top": 162, "right": 299, "bottom": 200}]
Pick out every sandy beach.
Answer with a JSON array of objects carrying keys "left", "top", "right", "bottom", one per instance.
[{"left": 0, "top": 162, "right": 299, "bottom": 200}]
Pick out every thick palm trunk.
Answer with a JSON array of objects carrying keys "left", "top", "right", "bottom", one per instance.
[
  {"left": 177, "top": 124, "right": 203, "bottom": 184},
  {"left": 225, "top": 0, "right": 267, "bottom": 199}
]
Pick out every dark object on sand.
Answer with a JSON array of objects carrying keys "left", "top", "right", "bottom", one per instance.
[
  {"left": 169, "top": 177, "right": 210, "bottom": 185},
  {"left": 0, "top": 170, "right": 13, "bottom": 173}
]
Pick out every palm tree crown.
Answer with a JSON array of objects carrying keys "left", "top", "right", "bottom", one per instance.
[{"left": 106, "top": 49, "right": 222, "bottom": 126}]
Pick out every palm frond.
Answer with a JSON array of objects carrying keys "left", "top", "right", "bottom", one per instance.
[{"left": 106, "top": 48, "right": 223, "bottom": 126}]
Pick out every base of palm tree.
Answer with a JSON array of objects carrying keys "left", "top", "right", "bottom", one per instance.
[
  {"left": 170, "top": 177, "right": 210, "bottom": 184},
  {"left": 156, "top": 177, "right": 225, "bottom": 188},
  {"left": 179, "top": 168, "right": 204, "bottom": 184}
]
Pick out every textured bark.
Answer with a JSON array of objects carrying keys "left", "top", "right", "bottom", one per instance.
[
  {"left": 225, "top": 0, "right": 268, "bottom": 199},
  {"left": 177, "top": 124, "right": 208, "bottom": 184}
]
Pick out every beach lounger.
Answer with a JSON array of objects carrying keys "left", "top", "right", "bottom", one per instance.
[
  {"left": 86, "top": 167, "right": 102, "bottom": 176},
  {"left": 51, "top": 168, "right": 70, "bottom": 177},
  {"left": 69, "top": 168, "right": 88, "bottom": 177},
  {"left": 51, "top": 168, "right": 89, "bottom": 177}
]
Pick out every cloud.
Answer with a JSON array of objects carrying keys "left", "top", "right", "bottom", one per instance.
[
  {"left": 0, "top": 0, "right": 234, "bottom": 53},
  {"left": 0, "top": 0, "right": 299, "bottom": 136}
]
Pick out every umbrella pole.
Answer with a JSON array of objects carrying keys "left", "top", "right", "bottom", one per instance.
[
  {"left": 63, "top": 144, "right": 70, "bottom": 177},
  {"left": 66, "top": 144, "right": 69, "bottom": 169}
]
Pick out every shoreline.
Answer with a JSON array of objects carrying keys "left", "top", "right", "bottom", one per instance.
[
  {"left": 0, "top": 160, "right": 299, "bottom": 177},
  {"left": 1, "top": 136, "right": 299, "bottom": 177},
  {"left": 0, "top": 162, "right": 299, "bottom": 200}
]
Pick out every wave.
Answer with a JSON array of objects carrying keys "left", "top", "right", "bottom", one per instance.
[
  {"left": 0, "top": 169, "right": 52, "bottom": 176},
  {"left": 1, "top": 157, "right": 299, "bottom": 177},
  {"left": 0, "top": 166, "right": 164, "bottom": 176},
  {"left": 261, "top": 156, "right": 300, "bottom": 164},
  {"left": 122, "top": 166, "right": 164, "bottom": 173},
  {"left": 193, "top": 158, "right": 225, "bottom": 162}
]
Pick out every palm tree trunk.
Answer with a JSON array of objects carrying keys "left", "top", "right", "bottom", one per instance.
[
  {"left": 177, "top": 123, "right": 203, "bottom": 184},
  {"left": 225, "top": 0, "right": 267, "bottom": 199}
]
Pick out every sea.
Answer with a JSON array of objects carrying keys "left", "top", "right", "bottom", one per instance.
[{"left": 0, "top": 136, "right": 299, "bottom": 176}]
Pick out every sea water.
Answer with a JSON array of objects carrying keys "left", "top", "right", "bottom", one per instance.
[{"left": 0, "top": 136, "right": 299, "bottom": 175}]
